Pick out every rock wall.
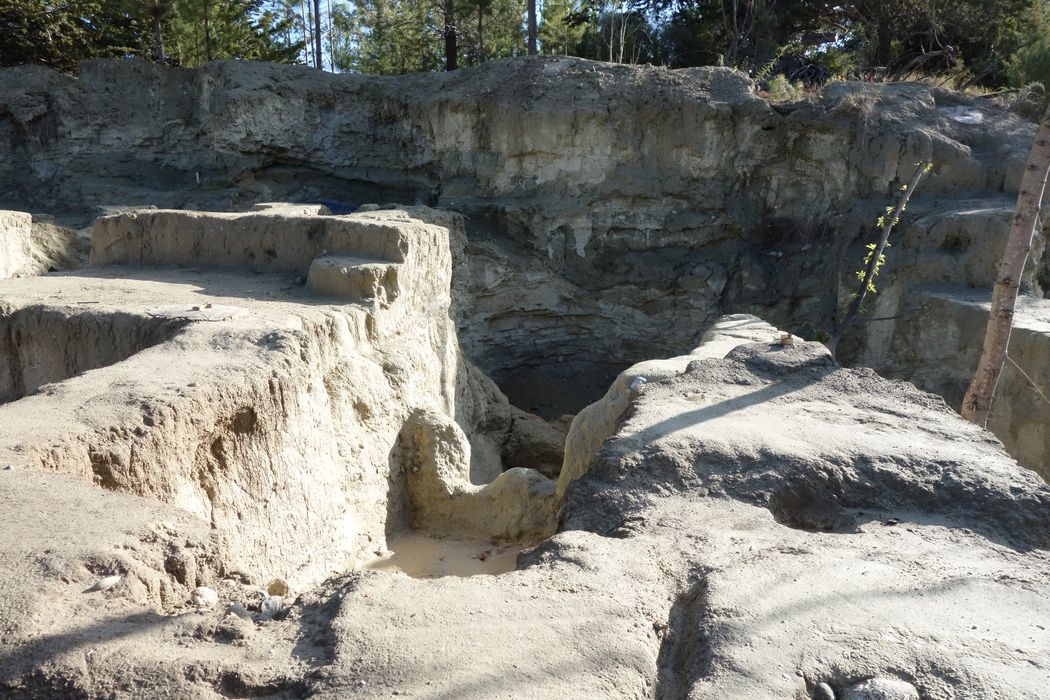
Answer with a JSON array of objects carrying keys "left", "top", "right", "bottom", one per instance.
[
  {"left": 0, "top": 209, "right": 87, "bottom": 277},
  {"left": 0, "top": 307, "right": 183, "bottom": 403},
  {"left": 0, "top": 59, "right": 1040, "bottom": 407},
  {"left": 2, "top": 57, "right": 1048, "bottom": 476},
  {"left": 852, "top": 288, "right": 1050, "bottom": 481},
  {"left": 0, "top": 210, "right": 32, "bottom": 278}
]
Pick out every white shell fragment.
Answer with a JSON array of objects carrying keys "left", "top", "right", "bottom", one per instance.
[
  {"left": 259, "top": 595, "right": 284, "bottom": 621},
  {"left": 191, "top": 586, "right": 219, "bottom": 608},
  {"left": 84, "top": 574, "right": 122, "bottom": 593},
  {"left": 629, "top": 376, "right": 648, "bottom": 391}
]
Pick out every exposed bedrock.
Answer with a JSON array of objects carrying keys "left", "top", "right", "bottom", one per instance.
[
  {"left": 5, "top": 315, "right": 1045, "bottom": 697},
  {"left": 551, "top": 315, "right": 1050, "bottom": 699},
  {"left": 1, "top": 218, "right": 1049, "bottom": 698},
  {"left": 0, "top": 209, "right": 86, "bottom": 279},
  {"left": 0, "top": 208, "right": 557, "bottom": 601},
  {"left": 842, "top": 200, "right": 1050, "bottom": 480},
  {"left": 2, "top": 58, "right": 1045, "bottom": 428}
]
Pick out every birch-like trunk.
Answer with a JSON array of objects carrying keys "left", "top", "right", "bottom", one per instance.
[{"left": 962, "top": 104, "right": 1050, "bottom": 427}]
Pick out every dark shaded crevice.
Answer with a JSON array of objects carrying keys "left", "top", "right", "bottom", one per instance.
[
  {"left": 290, "top": 579, "right": 351, "bottom": 671},
  {"left": 654, "top": 573, "right": 714, "bottom": 700},
  {"left": 214, "top": 670, "right": 311, "bottom": 699},
  {"left": 767, "top": 483, "right": 860, "bottom": 533},
  {"left": 496, "top": 359, "right": 632, "bottom": 419}
]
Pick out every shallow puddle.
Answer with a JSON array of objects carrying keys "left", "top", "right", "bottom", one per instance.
[{"left": 366, "top": 532, "right": 520, "bottom": 578}]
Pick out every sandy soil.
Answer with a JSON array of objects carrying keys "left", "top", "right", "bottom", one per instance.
[{"left": 365, "top": 533, "right": 521, "bottom": 578}]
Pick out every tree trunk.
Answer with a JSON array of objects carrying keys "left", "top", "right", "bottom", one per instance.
[
  {"left": 313, "top": 0, "right": 323, "bottom": 68},
  {"left": 204, "top": 0, "right": 212, "bottom": 61},
  {"left": 327, "top": 0, "right": 334, "bottom": 70},
  {"left": 962, "top": 105, "right": 1050, "bottom": 427},
  {"left": 527, "top": 0, "right": 537, "bottom": 55},
  {"left": 874, "top": 13, "right": 892, "bottom": 67},
  {"left": 152, "top": 10, "right": 166, "bottom": 64},
  {"left": 444, "top": 0, "right": 457, "bottom": 71},
  {"left": 300, "top": 0, "right": 310, "bottom": 66}
]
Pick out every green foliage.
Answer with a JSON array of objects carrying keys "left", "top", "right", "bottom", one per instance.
[
  {"left": 857, "top": 241, "right": 887, "bottom": 293},
  {"left": 765, "top": 74, "right": 802, "bottom": 101},
  {"left": 0, "top": 0, "right": 301, "bottom": 71},
  {"left": 331, "top": 0, "right": 525, "bottom": 74},
  {"left": 853, "top": 162, "right": 932, "bottom": 297},
  {"left": 560, "top": 0, "right": 657, "bottom": 64},
  {"left": 3, "top": 0, "right": 1048, "bottom": 86},
  {"left": 1005, "top": 1, "right": 1050, "bottom": 115},
  {"left": 0, "top": 0, "right": 147, "bottom": 70},
  {"left": 458, "top": 0, "right": 526, "bottom": 66},
  {"left": 539, "top": 0, "right": 585, "bottom": 55},
  {"left": 167, "top": 0, "right": 302, "bottom": 66},
  {"left": 333, "top": 0, "right": 442, "bottom": 74}
]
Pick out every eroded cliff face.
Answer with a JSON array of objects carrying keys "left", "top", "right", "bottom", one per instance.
[
  {"left": 0, "top": 207, "right": 558, "bottom": 599},
  {"left": 1, "top": 57, "right": 1042, "bottom": 419}
]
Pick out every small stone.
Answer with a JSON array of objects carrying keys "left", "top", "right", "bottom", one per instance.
[
  {"left": 191, "top": 586, "right": 219, "bottom": 609},
  {"left": 266, "top": 579, "right": 290, "bottom": 597},
  {"left": 814, "top": 681, "right": 836, "bottom": 700},
  {"left": 259, "top": 594, "right": 283, "bottom": 621},
  {"left": 226, "top": 603, "right": 253, "bottom": 621},
  {"left": 219, "top": 614, "right": 255, "bottom": 640},
  {"left": 630, "top": 376, "right": 648, "bottom": 391},
  {"left": 84, "top": 574, "right": 122, "bottom": 593}
]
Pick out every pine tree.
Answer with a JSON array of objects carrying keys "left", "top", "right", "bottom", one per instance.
[
  {"left": 167, "top": 0, "right": 302, "bottom": 66},
  {"left": 539, "top": 0, "right": 584, "bottom": 55}
]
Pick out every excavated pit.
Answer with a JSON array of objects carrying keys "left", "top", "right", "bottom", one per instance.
[
  {"left": 5, "top": 60, "right": 1050, "bottom": 482},
  {"left": 496, "top": 359, "right": 632, "bottom": 420},
  {"left": 2, "top": 59, "right": 1050, "bottom": 698},
  {"left": 0, "top": 306, "right": 185, "bottom": 404}
]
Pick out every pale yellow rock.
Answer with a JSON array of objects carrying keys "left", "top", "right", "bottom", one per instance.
[
  {"left": 401, "top": 409, "right": 557, "bottom": 543},
  {"left": 0, "top": 207, "right": 535, "bottom": 593},
  {"left": 251, "top": 202, "right": 331, "bottom": 216},
  {"left": 0, "top": 210, "right": 32, "bottom": 279},
  {"left": 191, "top": 586, "right": 219, "bottom": 608}
]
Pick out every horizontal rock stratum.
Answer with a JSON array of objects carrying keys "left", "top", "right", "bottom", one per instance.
[{"left": 2, "top": 57, "right": 1048, "bottom": 481}]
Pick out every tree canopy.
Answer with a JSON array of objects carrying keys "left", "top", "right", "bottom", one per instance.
[
  {"left": 2, "top": 0, "right": 1049, "bottom": 101},
  {"left": 0, "top": 0, "right": 302, "bottom": 71}
]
